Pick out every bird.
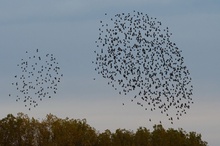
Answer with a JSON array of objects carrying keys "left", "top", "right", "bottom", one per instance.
[
  {"left": 10, "top": 49, "right": 63, "bottom": 110},
  {"left": 93, "top": 11, "right": 193, "bottom": 124}
]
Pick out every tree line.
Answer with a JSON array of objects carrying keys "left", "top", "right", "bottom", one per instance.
[{"left": 0, "top": 113, "right": 207, "bottom": 146}]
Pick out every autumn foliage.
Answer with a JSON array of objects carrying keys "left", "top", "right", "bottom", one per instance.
[{"left": 0, "top": 113, "right": 207, "bottom": 146}]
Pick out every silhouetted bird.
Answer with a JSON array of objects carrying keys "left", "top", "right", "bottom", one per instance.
[
  {"left": 10, "top": 49, "right": 63, "bottom": 110},
  {"left": 93, "top": 11, "right": 193, "bottom": 124}
]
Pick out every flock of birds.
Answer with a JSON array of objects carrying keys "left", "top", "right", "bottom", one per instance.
[
  {"left": 8, "top": 10, "right": 193, "bottom": 124},
  {"left": 9, "top": 49, "right": 63, "bottom": 110},
  {"left": 93, "top": 11, "right": 193, "bottom": 124}
]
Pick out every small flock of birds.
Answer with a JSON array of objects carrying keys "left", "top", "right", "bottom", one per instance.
[
  {"left": 9, "top": 49, "right": 63, "bottom": 110},
  {"left": 93, "top": 11, "right": 193, "bottom": 124}
]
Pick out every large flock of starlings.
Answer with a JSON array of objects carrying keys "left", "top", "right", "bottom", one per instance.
[
  {"left": 9, "top": 11, "right": 193, "bottom": 124},
  {"left": 93, "top": 11, "right": 193, "bottom": 124}
]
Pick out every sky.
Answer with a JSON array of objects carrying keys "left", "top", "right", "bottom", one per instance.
[{"left": 0, "top": 0, "right": 220, "bottom": 145}]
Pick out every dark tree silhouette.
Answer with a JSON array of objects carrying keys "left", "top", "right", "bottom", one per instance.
[{"left": 0, "top": 113, "right": 208, "bottom": 146}]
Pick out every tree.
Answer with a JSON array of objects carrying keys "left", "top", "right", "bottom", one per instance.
[
  {"left": 166, "top": 128, "right": 186, "bottom": 146},
  {"left": 151, "top": 124, "right": 168, "bottom": 146},
  {"left": 97, "top": 129, "right": 112, "bottom": 146},
  {"left": 134, "top": 127, "right": 151, "bottom": 146},
  {"left": 111, "top": 129, "right": 134, "bottom": 146},
  {"left": 0, "top": 113, "right": 208, "bottom": 146},
  {"left": 186, "top": 132, "right": 208, "bottom": 146}
]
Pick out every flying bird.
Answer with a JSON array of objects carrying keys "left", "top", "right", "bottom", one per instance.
[
  {"left": 92, "top": 11, "right": 193, "bottom": 124},
  {"left": 9, "top": 49, "right": 63, "bottom": 110}
]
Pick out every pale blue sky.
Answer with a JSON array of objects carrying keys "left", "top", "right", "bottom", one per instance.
[{"left": 0, "top": 1, "right": 220, "bottom": 145}]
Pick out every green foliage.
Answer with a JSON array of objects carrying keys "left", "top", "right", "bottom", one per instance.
[{"left": 0, "top": 113, "right": 207, "bottom": 146}]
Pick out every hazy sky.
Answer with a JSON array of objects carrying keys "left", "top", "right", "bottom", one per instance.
[{"left": 0, "top": 1, "right": 220, "bottom": 145}]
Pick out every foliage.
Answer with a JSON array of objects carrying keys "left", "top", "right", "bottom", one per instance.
[{"left": 0, "top": 113, "right": 207, "bottom": 146}]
